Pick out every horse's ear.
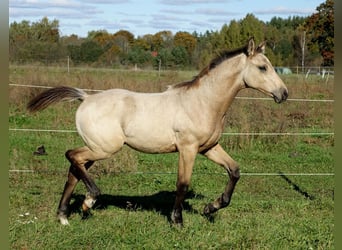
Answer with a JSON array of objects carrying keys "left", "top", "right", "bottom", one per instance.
[
  {"left": 247, "top": 37, "right": 255, "bottom": 56},
  {"left": 256, "top": 41, "right": 266, "bottom": 54}
]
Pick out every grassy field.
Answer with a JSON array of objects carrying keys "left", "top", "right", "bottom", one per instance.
[{"left": 9, "top": 66, "right": 334, "bottom": 249}]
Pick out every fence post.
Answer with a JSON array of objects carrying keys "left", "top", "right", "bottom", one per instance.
[{"left": 67, "top": 56, "right": 70, "bottom": 74}]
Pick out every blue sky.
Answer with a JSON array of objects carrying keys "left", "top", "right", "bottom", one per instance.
[{"left": 9, "top": 0, "right": 324, "bottom": 38}]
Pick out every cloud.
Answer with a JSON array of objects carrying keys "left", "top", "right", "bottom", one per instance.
[
  {"left": 160, "top": 9, "right": 194, "bottom": 15},
  {"left": 9, "top": 0, "right": 102, "bottom": 19},
  {"left": 148, "top": 20, "right": 180, "bottom": 31},
  {"left": 121, "top": 19, "right": 144, "bottom": 25},
  {"left": 196, "top": 8, "right": 240, "bottom": 16},
  {"left": 86, "top": 19, "right": 129, "bottom": 31},
  {"left": 80, "top": 0, "right": 130, "bottom": 3},
  {"left": 10, "top": 8, "right": 73, "bottom": 19},
  {"left": 9, "top": 7, "right": 102, "bottom": 19},
  {"left": 151, "top": 14, "right": 189, "bottom": 22},
  {"left": 207, "top": 17, "right": 232, "bottom": 24},
  {"left": 9, "top": 0, "right": 83, "bottom": 9},
  {"left": 254, "top": 7, "right": 315, "bottom": 16},
  {"left": 190, "top": 20, "right": 216, "bottom": 29},
  {"left": 158, "top": 0, "right": 227, "bottom": 5}
]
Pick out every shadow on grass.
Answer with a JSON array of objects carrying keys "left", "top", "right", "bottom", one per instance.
[
  {"left": 69, "top": 190, "right": 207, "bottom": 223},
  {"left": 278, "top": 171, "right": 315, "bottom": 200}
]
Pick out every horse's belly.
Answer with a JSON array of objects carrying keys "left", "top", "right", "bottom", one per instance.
[
  {"left": 123, "top": 121, "right": 176, "bottom": 153},
  {"left": 125, "top": 135, "right": 177, "bottom": 153}
]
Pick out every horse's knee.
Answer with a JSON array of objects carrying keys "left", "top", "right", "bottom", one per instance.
[
  {"left": 229, "top": 163, "right": 240, "bottom": 181},
  {"left": 65, "top": 149, "right": 81, "bottom": 165},
  {"left": 232, "top": 167, "right": 240, "bottom": 180},
  {"left": 65, "top": 148, "right": 90, "bottom": 165},
  {"left": 65, "top": 149, "right": 73, "bottom": 162}
]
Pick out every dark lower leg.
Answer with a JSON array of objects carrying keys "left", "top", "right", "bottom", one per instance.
[
  {"left": 203, "top": 168, "right": 240, "bottom": 215},
  {"left": 57, "top": 166, "right": 82, "bottom": 225},
  {"left": 57, "top": 166, "right": 80, "bottom": 217},
  {"left": 65, "top": 149, "right": 100, "bottom": 211},
  {"left": 80, "top": 177, "right": 101, "bottom": 215},
  {"left": 171, "top": 183, "right": 188, "bottom": 225}
]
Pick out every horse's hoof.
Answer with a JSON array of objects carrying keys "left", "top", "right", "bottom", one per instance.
[
  {"left": 83, "top": 193, "right": 97, "bottom": 210},
  {"left": 203, "top": 203, "right": 218, "bottom": 215},
  {"left": 171, "top": 210, "right": 183, "bottom": 226},
  {"left": 81, "top": 210, "right": 93, "bottom": 220},
  {"left": 57, "top": 210, "right": 70, "bottom": 225},
  {"left": 58, "top": 215, "right": 70, "bottom": 225}
]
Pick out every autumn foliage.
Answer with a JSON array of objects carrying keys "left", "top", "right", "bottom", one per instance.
[{"left": 9, "top": 1, "right": 334, "bottom": 68}]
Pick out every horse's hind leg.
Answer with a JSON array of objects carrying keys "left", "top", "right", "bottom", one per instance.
[
  {"left": 202, "top": 144, "right": 240, "bottom": 216},
  {"left": 57, "top": 164, "right": 84, "bottom": 225},
  {"left": 57, "top": 146, "right": 111, "bottom": 225}
]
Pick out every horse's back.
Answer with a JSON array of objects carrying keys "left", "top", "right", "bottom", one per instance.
[{"left": 75, "top": 88, "right": 179, "bottom": 154}]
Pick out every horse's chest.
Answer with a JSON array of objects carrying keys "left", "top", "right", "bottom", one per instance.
[
  {"left": 197, "top": 117, "right": 225, "bottom": 151},
  {"left": 198, "top": 129, "right": 222, "bottom": 151}
]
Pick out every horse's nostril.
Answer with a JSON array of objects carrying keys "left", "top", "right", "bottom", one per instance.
[{"left": 282, "top": 90, "right": 288, "bottom": 100}]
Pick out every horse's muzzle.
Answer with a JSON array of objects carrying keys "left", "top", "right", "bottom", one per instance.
[{"left": 273, "top": 88, "right": 288, "bottom": 103}]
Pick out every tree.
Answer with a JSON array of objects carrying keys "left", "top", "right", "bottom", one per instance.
[
  {"left": 154, "top": 48, "right": 174, "bottom": 70},
  {"left": 9, "top": 20, "right": 31, "bottom": 62},
  {"left": 171, "top": 46, "right": 190, "bottom": 68},
  {"left": 266, "top": 16, "right": 308, "bottom": 66},
  {"left": 10, "top": 1, "right": 332, "bottom": 68},
  {"left": 31, "top": 17, "right": 59, "bottom": 43},
  {"left": 67, "top": 44, "right": 82, "bottom": 63},
  {"left": 148, "top": 31, "right": 174, "bottom": 52},
  {"left": 127, "top": 47, "right": 152, "bottom": 67},
  {"left": 240, "top": 14, "right": 265, "bottom": 43},
  {"left": 133, "top": 36, "right": 152, "bottom": 51},
  {"left": 305, "top": 0, "right": 334, "bottom": 66},
  {"left": 224, "top": 20, "right": 241, "bottom": 48},
  {"left": 174, "top": 31, "right": 197, "bottom": 56},
  {"left": 80, "top": 41, "right": 104, "bottom": 62},
  {"left": 113, "top": 30, "right": 134, "bottom": 53},
  {"left": 9, "top": 17, "right": 61, "bottom": 63}
]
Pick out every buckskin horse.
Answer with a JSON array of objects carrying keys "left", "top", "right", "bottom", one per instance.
[{"left": 27, "top": 38, "right": 288, "bottom": 225}]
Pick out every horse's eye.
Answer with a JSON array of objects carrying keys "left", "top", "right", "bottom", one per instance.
[{"left": 258, "top": 65, "right": 267, "bottom": 72}]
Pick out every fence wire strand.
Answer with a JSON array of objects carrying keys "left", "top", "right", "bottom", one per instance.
[
  {"left": 8, "top": 169, "right": 334, "bottom": 176},
  {"left": 9, "top": 128, "right": 334, "bottom": 136},
  {"left": 9, "top": 83, "right": 334, "bottom": 102}
]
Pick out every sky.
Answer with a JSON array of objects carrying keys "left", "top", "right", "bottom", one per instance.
[{"left": 9, "top": 0, "right": 324, "bottom": 38}]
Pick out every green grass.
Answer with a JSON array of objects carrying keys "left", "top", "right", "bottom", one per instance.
[
  {"left": 9, "top": 131, "right": 334, "bottom": 249},
  {"left": 9, "top": 66, "right": 334, "bottom": 249}
]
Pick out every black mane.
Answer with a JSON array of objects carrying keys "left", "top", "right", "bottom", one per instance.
[
  {"left": 206, "top": 44, "right": 249, "bottom": 72},
  {"left": 171, "top": 43, "right": 249, "bottom": 89}
]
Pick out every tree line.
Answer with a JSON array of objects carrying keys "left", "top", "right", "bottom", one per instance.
[{"left": 9, "top": 0, "right": 334, "bottom": 69}]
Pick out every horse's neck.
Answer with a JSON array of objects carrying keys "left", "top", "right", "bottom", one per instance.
[{"left": 196, "top": 57, "right": 245, "bottom": 114}]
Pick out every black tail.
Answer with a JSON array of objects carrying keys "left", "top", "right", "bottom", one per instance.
[{"left": 27, "top": 86, "right": 88, "bottom": 112}]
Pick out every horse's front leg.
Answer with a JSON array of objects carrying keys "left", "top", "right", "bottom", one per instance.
[
  {"left": 171, "top": 145, "right": 197, "bottom": 225},
  {"left": 202, "top": 143, "right": 240, "bottom": 216}
]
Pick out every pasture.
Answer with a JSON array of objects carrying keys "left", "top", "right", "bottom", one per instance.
[{"left": 9, "top": 66, "right": 334, "bottom": 249}]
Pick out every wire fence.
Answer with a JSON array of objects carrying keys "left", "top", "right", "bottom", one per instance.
[
  {"left": 8, "top": 169, "right": 334, "bottom": 176},
  {"left": 9, "top": 83, "right": 335, "bottom": 103},
  {"left": 9, "top": 128, "right": 334, "bottom": 137},
  {"left": 9, "top": 83, "right": 334, "bottom": 176}
]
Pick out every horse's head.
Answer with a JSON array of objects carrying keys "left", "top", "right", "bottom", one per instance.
[{"left": 242, "top": 38, "right": 288, "bottom": 103}]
